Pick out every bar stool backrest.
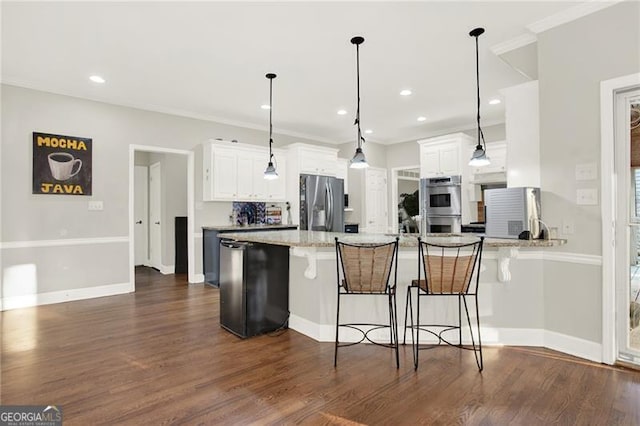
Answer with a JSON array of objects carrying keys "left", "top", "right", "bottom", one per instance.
[
  {"left": 419, "top": 238, "right": 484, "bottom": 295},
  {"left": 335, "top": 239, "right": 398, "bottom": 294}
]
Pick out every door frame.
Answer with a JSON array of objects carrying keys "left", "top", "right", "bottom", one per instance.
[
  {"left": 390, "top": 165, "right": 421, "bottom": 233},
  {"left": 128, "top": 145, "right": 195, "bottom": 289},
  {"left": 601, "top": 72, "right": 640, "bottom": 365}
]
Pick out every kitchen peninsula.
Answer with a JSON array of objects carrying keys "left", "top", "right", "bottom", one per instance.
[{"left": 220, "top": 230, "right": 566, "bottom": 346}]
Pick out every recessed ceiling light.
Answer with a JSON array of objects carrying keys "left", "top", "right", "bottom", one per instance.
[
  {"left": 261, "top": 104, "right": 271, "bottom": 110},
  {"left": 489, "top": 98, "right": 501, "bottom": 105},
  {"left": 364, "top": 129, "right": 373, "bottom": 134},
  {"left": 400, "top": 89, "right": 412, "bottom": 96},
  {"left": 417, "top": 116, "right": 427, "bottom": 122},
  {"left": 89, "top": 75, "right": 106, "bottom": 84},
  {"left": 337, "top": 109, "right": 347, "bottom": 115}
]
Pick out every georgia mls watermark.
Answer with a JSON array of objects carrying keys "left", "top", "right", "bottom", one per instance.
[{"left": 0, "top": 405, "right": 62, "bottom": 426}]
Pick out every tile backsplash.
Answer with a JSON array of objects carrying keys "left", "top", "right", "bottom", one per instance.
[{"left": 232, "top": 202, "right": 266, "bottom": 225}]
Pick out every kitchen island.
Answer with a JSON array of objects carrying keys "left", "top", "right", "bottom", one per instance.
[{"left": 220, "top": 230, "right": 567, "bottom": 347}]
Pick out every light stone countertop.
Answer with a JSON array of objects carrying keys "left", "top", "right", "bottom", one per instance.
[
  {"left": 202, "top": 224, "right": 298, "bottom": 231},
  {"left": 218, "top": 229, "right": 567, "bottom": 248}
]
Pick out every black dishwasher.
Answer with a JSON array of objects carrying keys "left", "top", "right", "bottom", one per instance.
[{"left": 219, "top": 241, "right": 289, "bottom": 338}]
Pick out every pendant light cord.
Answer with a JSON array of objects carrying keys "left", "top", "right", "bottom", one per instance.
[
  {"left": 269, "top": 77, "right": 274, "bottom": 162},
  {"left": 474, "top": 32, "right": 486, "bottom": 150},
  {"left": 354, "top": 39, "right": 364, "bottom": 148}
]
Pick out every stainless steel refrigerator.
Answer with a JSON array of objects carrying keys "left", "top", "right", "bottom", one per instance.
[{"left": 299, "top": 174, "right": 344, "bottom": 232}]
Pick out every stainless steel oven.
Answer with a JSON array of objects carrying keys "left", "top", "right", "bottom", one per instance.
[
  {"left": 424, "top": 215, "right": 462, "bottom": 234},
  {"left": 420, "top": 175, "right": 462, "bottom": 234},
  {"left": 420, "top": 175, "right": 462, "bottom": 216}
]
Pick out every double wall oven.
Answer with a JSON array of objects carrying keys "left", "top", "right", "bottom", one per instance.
[{"left": 420, "top": 175, "right": 462, "bottom": 233}]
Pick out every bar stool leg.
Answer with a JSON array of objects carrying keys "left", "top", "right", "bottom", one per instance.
[{"left": 334, "top": 290, "right": 341, "bottom": 367}]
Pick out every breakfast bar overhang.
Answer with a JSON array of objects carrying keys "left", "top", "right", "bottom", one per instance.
[{"left": 220, "top": 230, "right": 567, "bottom": 348}]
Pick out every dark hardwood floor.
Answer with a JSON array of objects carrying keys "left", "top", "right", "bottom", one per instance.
[{"left": 2, "top": 267, "right": 639, "bottom": 425}]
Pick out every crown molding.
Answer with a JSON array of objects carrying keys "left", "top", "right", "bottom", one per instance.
[
  {"left": 526, "top": 0, "right": 623, "bottom": 34},
  {"left": 490, "top": 33, "right": 537, "bottom": 56},
  {"left": 0, "top": 78, "right": 336, "bottom": 145}
]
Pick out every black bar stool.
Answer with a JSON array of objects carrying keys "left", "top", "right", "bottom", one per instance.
[{"left": 334, "top": 237, "right": 400, "bottom": 368}]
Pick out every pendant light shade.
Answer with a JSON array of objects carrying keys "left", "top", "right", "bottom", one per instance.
[
  {"left": 468, "top": 27, "right": 490, "bottom": 167},
  {"left": 264, "top": 73, "right": 279, "bottom": 180},
  {"left": 349, "top": 36, "right": 369, "bottom": 169}
]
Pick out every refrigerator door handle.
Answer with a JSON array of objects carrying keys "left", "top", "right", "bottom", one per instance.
[{"left": 326, "top": 181, "right": 333, "bottom": 231}]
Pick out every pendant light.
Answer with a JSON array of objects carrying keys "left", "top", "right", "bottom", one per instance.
[
  {"left": 349, "top": 36, "right": 369, "bottom": 169},
  {"left": 264, "top": 72, "right": 279, "bottom": 180},
  {"left": 468, "top": 27, "right": 490, "bottom": 167}
]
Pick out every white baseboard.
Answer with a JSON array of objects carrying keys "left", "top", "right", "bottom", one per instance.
[
  {"left": 192, "top": 274, "right": 205, "bottom": 283},
  {"left": 544, "top": 330, "right": 602, "bottom": 363},
  {"left": 289, "top": 315, "right": 601, "bottom": 362},
  {"left": 1, "top": 282, "right": 133, "bottom": 311},
  {"left": 160, "top": 264, "right": 175, "bottom": 275}
]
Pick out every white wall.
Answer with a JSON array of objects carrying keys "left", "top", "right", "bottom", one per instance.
[
  {"left": 0, "top": 84, "right": 327, "bottom": 304},
  {"left": 538, "top": 2, "right": 640, "bottom": 342}
]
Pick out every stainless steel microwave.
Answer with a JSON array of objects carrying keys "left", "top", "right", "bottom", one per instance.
[{"left": 485, "top": 187, "right": 542, "bottom": 239}]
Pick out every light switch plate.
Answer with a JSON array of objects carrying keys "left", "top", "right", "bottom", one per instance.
[
  {"left": 576, "top": 188, "right": 598, "bottom": 205},
  {"left": 575, "top": 163, "right": 597, "bottom": 181},
  {"left": 88, "top": 201, "right": 103, "bottom": 211}
]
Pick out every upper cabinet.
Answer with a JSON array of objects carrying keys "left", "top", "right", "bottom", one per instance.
[
  {"left": 418, "top": 133, "right": 474, "bottom": 178},
  {"left": 503, "top": 80, "right": 540, "bottom": 188},
  {"left": 296, "top": 146, "right": 338, "bottom": 176},
  {"left": 202, "top": 140, "right": 287, "bottom": 202},
  {"left": 469, "top": 141, "right": 507, "bottom": 175}
]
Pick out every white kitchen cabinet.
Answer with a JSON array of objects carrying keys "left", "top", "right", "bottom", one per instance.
[
  {"left": 336, "top": 158, "right": 349, "bottom": 194},
  {"left": 418, "top": 133, "right": 471, "bottom": 178},
  {"left": 469, "top": 141, "right": 507, "bottom": 175},
  {"left": 266, "top": 157, "right": 287, "bottom": 201},
  {"left": 202, "top": 140, "right": 287, "bottom": 202},
  {"left": 203, "top": 144, "right": 237, "bottom": 200},
  {"left": 298, "top": 147, "right": 338, "bottom": 176}
]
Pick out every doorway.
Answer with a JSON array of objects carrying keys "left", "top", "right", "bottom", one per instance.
[
  {"left": 602, "top": 72, "right": 640, "bottom": 366},
  {"left": 615, "top": 92, "right": 640, "bottom": 365},
  {"left": 149, "top": 161, "right": 162, "bottom": 270},
  {"left": 363, "top": 167, "right": 388, "bottom": 234},
  {"left": 134, "top": 165, "right": 149, "bottom": 266},
  {"left": 129, "top": 145, "right": 195, "bottom": 289},
  {"left": 390, "top": 165, "right": 420, "bottom": 233}
]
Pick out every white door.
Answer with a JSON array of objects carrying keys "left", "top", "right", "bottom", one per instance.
[
  {"left": 149, "top": 162, "right": 162, "bottom": 270},
  {"left": 364, "top": 167, "right": 388, "bottom": 233},
  {"left": 134, "top": 166, "right": 149, "bottom": 266},
  {"left": 615, "top": 88, "right": 640, "bottom": 366}
]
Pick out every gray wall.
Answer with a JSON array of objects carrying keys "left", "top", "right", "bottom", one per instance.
[
  {"left": 538, "top": 2, "right": 640, "bottom": 341},
  {"left": 0, "top": 84, "right": 327, "bottom": 297}
]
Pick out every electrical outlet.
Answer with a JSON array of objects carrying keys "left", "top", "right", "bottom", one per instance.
[
  {"left": 88, "top": 201, "right": 103, "bottom": 211},
  {"left": 562, "top": 219, "right": 574, "bottom": 235},
  {"left": 575, "top": 163, "right": 598, "bottom": 181},
  {"left": 576, "top": 188, "right": 598, "bottom": 205}
]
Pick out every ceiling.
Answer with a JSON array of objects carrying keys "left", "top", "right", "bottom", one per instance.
[{"left": 1, "top": 1, "right": 588, "bottom": 145}]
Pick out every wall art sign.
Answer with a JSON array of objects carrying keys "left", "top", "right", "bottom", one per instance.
[{"left": 32, "top": 132, "right": 92, "bottom": 195}]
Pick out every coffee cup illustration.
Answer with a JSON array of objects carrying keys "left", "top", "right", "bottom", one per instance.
[{"left": 48, "top": 152, "right": 82, "bottom": 181}]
